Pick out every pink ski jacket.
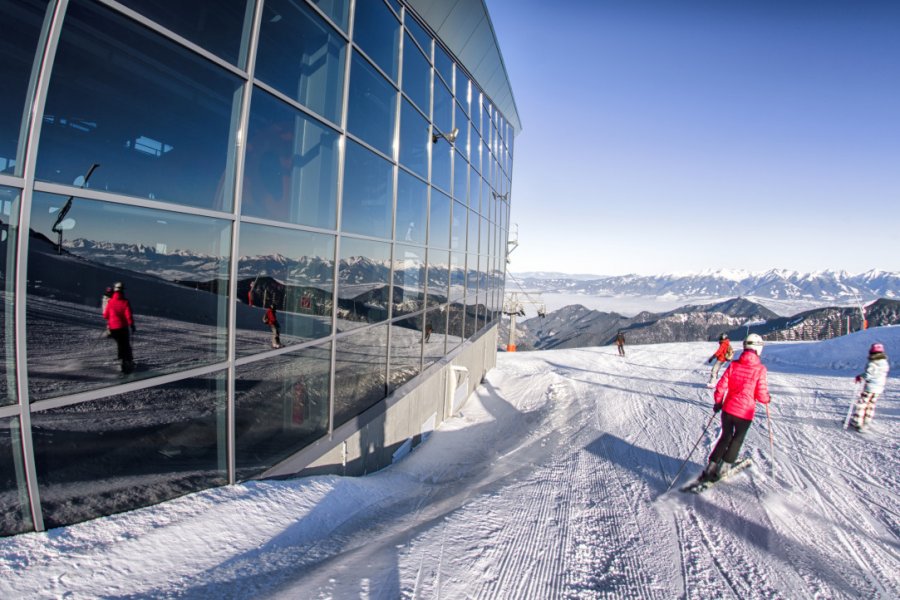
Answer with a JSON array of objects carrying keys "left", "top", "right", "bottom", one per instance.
[
  {"left": 103, "top": 292, "right": 134, "bottom": 330},
  {"left": 713, "top": 349, "right": 770, "bottom": 420}
]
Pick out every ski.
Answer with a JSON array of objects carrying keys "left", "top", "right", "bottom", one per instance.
[{"left": 680, "top": 458, "right": 753, "bottom": 494}]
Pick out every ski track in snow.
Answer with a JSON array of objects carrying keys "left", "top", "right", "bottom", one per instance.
[{"left": 1, "top": 335, "right": 898, "bottom": 599}]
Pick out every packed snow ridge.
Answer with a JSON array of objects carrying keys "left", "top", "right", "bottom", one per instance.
[{"left": 2, "top": 328, "right": 898, "bottom": 598}]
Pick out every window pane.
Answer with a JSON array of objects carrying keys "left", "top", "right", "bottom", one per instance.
[
  {"left": 454, "top": 152, "right": 468, "bottom": 205},
  {"left": 334, "top": 324, "right": 387, "bottom": 428},
  {"left": 341, "top": 141, "right": 393, "bottom": 238},
  {"left": 116, "top": 0, "right": 251, "bottom": 66},
  {"left": 0, "top": 417, "right": 33, "bottom": 536},
  {"left": 243, "top": 88, "right": 340, "bottom": 229},
  {"left": 399, "top": 100, "right": 429, "bottom": 179},
  {"left": 472, "top": 91, "right": 482, "bottom": 135},
  {"left": 431, "top": 140, "right": 451, "bottom": 194},
  {"left": 471, "top": 132, "right": 482, "bottom": 176},
  {"left": 27, "top": 193, "right": 230, "bottom": 401},
  {"left": 467, "top": 252, "right": 481, "bottom": 296},
  {"left": 237, "top": 223, "right": 334, "bottom": 357},
  {"left": 338, "top": 237, "right": 390, "bottom": 331},
  {"left": 401, "top": 34, "right": 430, "bottom": 114},
  {"left": 352, "top": 0, "right": 399, "bottom": 80},
  {"left": 433, "top": 80, "right": 453, "bottom": 137},
  {"left": 457, "top": 73, "right": 471, "bottom": 116},
  {"left": 395, "top": 170, "right": 427, "bottom": 245},
  {"left": 235, "top": 343, "right": 331, "bottom": 479},
  {"left": 347, "top": 54, "right": 396, "bottom": 158},
  {"left": 434, "top": 44, "right": 453, "bottom": 91},
  {"left": 427, "top": 249, "right": 448, "bottom": 306},
  {"left": 447, "top": 299, "right": 464, "bottom": 350},
  {"left": 450, "top": 200, "right": 465, "bottom": 251},
  {"left": 389, "top": 315, "right": 421, "bottom": 392},
  {"left": 256, "top": 0, "right": 346, "bottom": 124},
  {"left": 449, "top": 252, "right": 465, "bottom": 301},
  {"left": 0, "top": 187, "right": 19, "bottom": 407},
  {"left": 428, "top": 189, "right": 450, "bottom": 249},
  {"left": 423, "top": 308, "right": 446, "bottom": 366},
  {"left": 467, "top": 207, "right": 479, "bottom": 253},
  {"left": 455, "top": 104, "right": 470, "bottom": 161},
  {"left": 37, "top": 0, "right": 243, "bottom": 211},
  {"left": 310, "top": 0, "right": 349, "bottom": 31},
  {"left": 0, "top": 0, "right": 47, "bottom": 175},
  {"left": 32, "top": 374, "right": 227, "bottom": 529},
  {"left": 404, "top": 14, "right": 431, "bottom": 59},
  {"left": 393, "top": 244, "right": 424, "bottom": 316}
]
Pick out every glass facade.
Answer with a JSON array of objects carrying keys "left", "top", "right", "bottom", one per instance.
[{"left": 0, "top": 0, "right": 514, "bottom": 535}]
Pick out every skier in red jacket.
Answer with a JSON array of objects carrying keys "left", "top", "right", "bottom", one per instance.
[
  {"left": 698, "top": 333, "right": 770, "bottom": 482},
  {"left": 707, "top": 333, "right": 733, "bottom": 386},
  {"left": 102, "top": 281, "right": 136, "bottom": 373}
]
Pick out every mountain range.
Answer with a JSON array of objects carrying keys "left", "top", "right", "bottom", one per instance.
[
  {"left": 504, "top": 297, "right": 900, "bottom": 351},
  {"left": 512, "top": 269, "right": 899, "bottom": 302}
]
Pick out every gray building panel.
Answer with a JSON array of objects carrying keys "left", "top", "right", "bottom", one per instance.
[{"left": 407, "top": 0, "right": 521, "bottom": 132}]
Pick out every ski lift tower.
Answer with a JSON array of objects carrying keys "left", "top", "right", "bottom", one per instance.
[
  {"left": 501, "top": 226, "right": 546, "bottom": 351},
  {"left": 851, "top": 289, "right": 867, "bottom": 332}
]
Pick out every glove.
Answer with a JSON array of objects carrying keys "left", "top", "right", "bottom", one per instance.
[
  {"left": 713, "top": 402, "right": 722, "bottom": 414},
  {"left": 855, "top": 375, "right": 862, "bottom": 384},
  {"left": 707, "top": 357, "right": 714, "bottom": 364}
]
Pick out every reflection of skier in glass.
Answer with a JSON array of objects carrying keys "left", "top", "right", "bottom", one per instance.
[
  {"left": 264, "top": 302, "right": 283, "bottom": 349},
  {"left": 103, "top": 281, "right": 135, "bottom": 373},
  {"left": 425, "top": 323, "right": 433, "bottom": 342}
]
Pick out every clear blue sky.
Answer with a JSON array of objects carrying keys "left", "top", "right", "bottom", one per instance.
[{"left": 487, "top": 0, "right": 900, "bottom": 276}]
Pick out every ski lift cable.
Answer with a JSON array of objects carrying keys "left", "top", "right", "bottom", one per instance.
[{"left": 506, "top": 271, "right": 545, "bottom": 308}]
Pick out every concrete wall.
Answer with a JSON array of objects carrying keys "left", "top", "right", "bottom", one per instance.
[{"left": 262, "top": 326, "right": 499, "bottom": 479}]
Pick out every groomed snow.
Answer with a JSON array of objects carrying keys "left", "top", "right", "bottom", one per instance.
[{"left": 2, "top": 328, "right": 898, "bottom": 598}]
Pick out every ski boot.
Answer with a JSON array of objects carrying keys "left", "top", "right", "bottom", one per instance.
[{"left": 697, "top": 459, "right": 723, "bottom": 483}]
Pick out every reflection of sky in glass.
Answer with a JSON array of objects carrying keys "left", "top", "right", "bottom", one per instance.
[
  {"left": 239, "top": 222, "right": 334, "bottom": 260},
  {"left": 31, "top": 192, "right": 229, "bottom": 257}
]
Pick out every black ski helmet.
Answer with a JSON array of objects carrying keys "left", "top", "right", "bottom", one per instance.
[{"left": 719, "top": 333, "right": 728, "bottom": 341}]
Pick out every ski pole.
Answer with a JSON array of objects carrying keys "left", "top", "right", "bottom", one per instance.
[
  {"left": 666, "top": 411, "right": 718, "bottom": 492},
  {"left": 765, "top": 403, "right": 776, "bottom": 474},
  {"left": 843, "top": 381, "right": 862, "bottom": 430}
]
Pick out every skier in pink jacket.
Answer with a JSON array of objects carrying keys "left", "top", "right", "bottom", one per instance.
[
  {"left": 102, "top": 281, "right": 136, "bottom": 373},
  {"left": 698, "top": 333, "right": 770, "bottom": 482}
]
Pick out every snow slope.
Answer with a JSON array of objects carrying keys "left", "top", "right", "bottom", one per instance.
[{"left": 1, "top": 329, "right": 898, "bottom": 598}]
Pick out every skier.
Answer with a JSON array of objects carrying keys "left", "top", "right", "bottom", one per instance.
[
  {"left": 707, "top": 333, "right": 734, "bottom": 386},
  {"left": 101, "top": 286, "right": 114, "bottom": 337},
  {"left": 615, "top": 331, "right": 626, "bottom": 357},
  {"left": 698, "top": 333, "right": 770, "bottom": 483},
  {"left": 102, "top": 281, "right": 135, "bottom": 373},
  {"left": 264, "top": 302, "right": 283, "bottom": 349},
  {"left": 850, "top": 342, "right": 890, "bottom": 431}
]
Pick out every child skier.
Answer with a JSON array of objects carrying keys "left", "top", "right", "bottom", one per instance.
[
  {"left": 698, "top": 333, "right": 770, "bottom": 483},
  {"left": 707, "top": 333, "right": 733, "bottom": 386},
  {"left": 264, "top": 302, "right": 283, "bottom": 349},
  {"left": 850, "top": 343, "right": 890, "bottom": 431}
]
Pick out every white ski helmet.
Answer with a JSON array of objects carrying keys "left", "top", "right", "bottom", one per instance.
[{"left": 743, "top": 333, "right": 764, "bottom": 355}]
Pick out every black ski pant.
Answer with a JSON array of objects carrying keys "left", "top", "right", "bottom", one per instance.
[
  {"left": 110, "top": 327, "right": 133, "bottom": 362},
  {"left": 709, "top": 411, "right": 752, "bottom": 464}
]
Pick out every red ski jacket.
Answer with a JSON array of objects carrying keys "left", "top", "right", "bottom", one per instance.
[
  {"left": 103, "top": 292, "right": 134, "bottom": 330},
  {"left": 713, "top": 339, "right": 732, "bottom": 362},
  {"left": 713, "top": 349, "right": 770, "bottom": 420}
]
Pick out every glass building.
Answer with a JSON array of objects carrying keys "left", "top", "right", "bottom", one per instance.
[{"left": 0, "top": 0, "right": 519, "bottom": 535}]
